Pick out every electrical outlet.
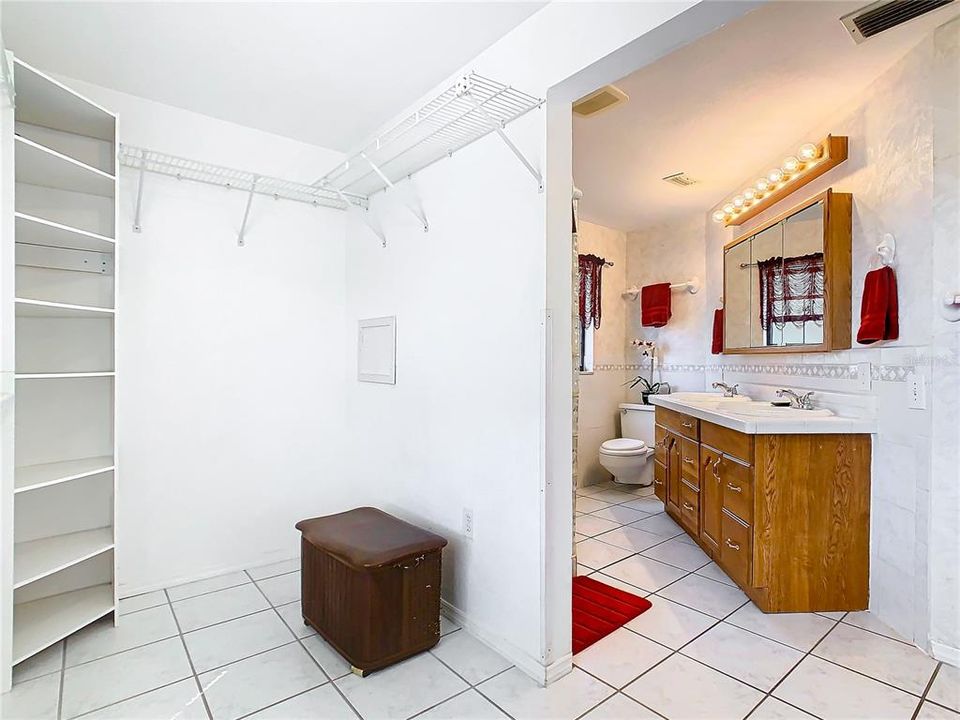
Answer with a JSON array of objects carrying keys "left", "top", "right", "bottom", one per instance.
[
  {"left": 908, "top": 373, "right": 927, "bottom": 410},
  {"left": 856, "top": 362, "right": 872, "bottom": 391},
  {"left": 462, "top": 508, "right": 474, "bottom": 539}
]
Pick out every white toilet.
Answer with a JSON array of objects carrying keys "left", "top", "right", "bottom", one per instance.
[{"left": 598, "top": 403, "right": 656, "bottom": 486}]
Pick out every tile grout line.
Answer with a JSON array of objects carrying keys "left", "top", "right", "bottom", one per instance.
[
  {"left": 243, "top": 569, "right": 365, "bottom": 720},
  {"left": 164, "top": 587, "right": 215, "bottom": 720},
  {"left": 909, "top": 662, "right": 942, "bottom": 720},
  {"left": 464, "top": 665, "right": 518, "bottom": 720},
  {"left": 56, "top": 639, "right": 66, "bottom": 720},
  {"left": 232, "top": 682, "right": 328, "bottom": 720}
]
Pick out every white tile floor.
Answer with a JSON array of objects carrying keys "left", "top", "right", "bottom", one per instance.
[{"left": 1, "top": 482, "right": 957, "bottom": 719}]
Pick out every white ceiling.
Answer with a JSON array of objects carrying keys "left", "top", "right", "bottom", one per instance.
[
  {"left": 574, "top": 0, "right": 960, "bottom": 232},
  {"left": 1, "top": 1, "right": 545, "bottom": 152}
]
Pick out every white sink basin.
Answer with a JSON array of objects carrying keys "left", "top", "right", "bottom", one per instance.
[
  {"left": 724, "top": 401, "right": 834, "bottom": 418},
  {"left": 668, "top": 392, "right": 751, "bottom": 405}
]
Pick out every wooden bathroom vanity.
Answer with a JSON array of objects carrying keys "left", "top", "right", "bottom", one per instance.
[{"left": 651, "top": 399, "right": 872, "bottom": 613}]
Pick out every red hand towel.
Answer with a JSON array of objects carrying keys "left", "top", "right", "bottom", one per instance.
[
  {"left": 711, "top": 308, "right": 724, "bottom": 354},
  {"left": 641, "top": 283, "right": 672, "bottom": 327},
  {"left": 857, "top": 266, "right": 899, "bottom": 344}
]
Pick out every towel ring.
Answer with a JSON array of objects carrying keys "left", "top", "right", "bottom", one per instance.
[{"left": 876, "top": 233, "right": 896, "bottom": 267}]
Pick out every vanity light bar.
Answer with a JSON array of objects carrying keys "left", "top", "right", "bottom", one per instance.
[{"left": 714, "top": 135, "right": 848, "bottom": 227}]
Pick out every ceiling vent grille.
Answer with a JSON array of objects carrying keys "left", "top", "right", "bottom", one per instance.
[
  {"left": 841, "top": 0, "right": 954, "bottom": 43},
  {"left": 573, "top": 85, "right": 629, "bottom": 117},
  {"left": 662, "top": 172, "right": 698, "bottom": 187}
]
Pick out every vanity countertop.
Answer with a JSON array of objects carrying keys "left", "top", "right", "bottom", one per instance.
[{"left": 648, "top": 394, "right": 877, "bottom": 435}]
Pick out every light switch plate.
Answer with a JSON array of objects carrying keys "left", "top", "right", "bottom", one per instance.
[
  {"left": 856, "top": 362, "right": 872, "bottom": 391},
  {"left": 908, "top": 373, "right": 927, "bottom": 410}
]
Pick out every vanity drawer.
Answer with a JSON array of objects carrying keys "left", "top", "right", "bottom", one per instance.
[
  {"left": 680, "top": 437, "right": 700, "bottom": 487},
  {"left": 657, "top": 407, "right": 699, "bottom": 441},
  {"left": 679, "top": 481, "right": 700, "bottom": 535},
  {"left": 654, "top": 424, "right": 667, "bottom": 465},
  {"left": 721, "top": 458, "right": 753, "bottom": 525},
  {"left": 701, "top": 422, "right": 754, "bottom": 464},
  {"left": 720, "top": 510, "right": 752, "bottom": 588},
  {"left": 654, "top": 461, "right": 666, "bottom": 501}
]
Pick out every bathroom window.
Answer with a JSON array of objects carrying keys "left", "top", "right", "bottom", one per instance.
[{"left": 579, "top": 322, "right": 594, "bottom": 373}]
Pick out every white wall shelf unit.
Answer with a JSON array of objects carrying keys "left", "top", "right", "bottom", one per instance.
[
  {"left": 14, "top": 298, "right": 114, "bottom": 319},
  {"left": 14, "top": 136, "right": 115, "bottom": 197},
  {"left": 14, "top": 457, "right": 114, "bottom": 494},
  {"left": 14, "top": 527, "right": 114, "bottom": 589},
  {"left": 15, "top": 213, "right": 115, "bottom": 253},
  {"left": 314, "top": 73, "right": 543, "bottom": 243},
  {"left": 1, "top": 54, "right": 118, "bottom": 691},
  {"left": 12, "top": 583, "right": 114, "bottom": 665}
]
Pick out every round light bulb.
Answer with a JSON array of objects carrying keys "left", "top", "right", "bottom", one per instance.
[
  {"left": 783, "top": 156, "right": 801, "bottom": 174},
  {"left": 743, "top": 188, "right": 757, "bottom": 201},
  {"left": 756, "top": 178, "right": 771, "bottom": 193},
  {"left": 799, "top": 143, "right": 819, "bottom": 161},
  {"left": 768, "top": 168, "right": 784, "bottom": 184},
  {"left": 712, "top": 210, "right": 727, "bottom": 223},
  {"left": 733, "top": 195, "right": 745, "bottom": 208},
  {"left": 723, "top": 203, "right": 735, "bottom": 215}
]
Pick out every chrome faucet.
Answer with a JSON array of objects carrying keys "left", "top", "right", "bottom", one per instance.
[
  {"left": 776, "top": 388, "right": 816, "bottom": 410},
  {"left": 712, "top": 381, "right": 739, "bottom": 398}
]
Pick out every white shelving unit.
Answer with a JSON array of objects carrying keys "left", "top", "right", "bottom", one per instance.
[{"left": 0, "top": 55, "right": 118, "bottom": 690}]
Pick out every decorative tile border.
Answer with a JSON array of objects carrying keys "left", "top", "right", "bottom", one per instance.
[{"left": 590, "top": 361, "right": 919, "bottom": 382}]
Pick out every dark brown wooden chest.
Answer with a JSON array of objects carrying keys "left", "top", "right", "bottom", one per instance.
[{"left": 296, "top": 507, "right": 448, "bottom": 675}]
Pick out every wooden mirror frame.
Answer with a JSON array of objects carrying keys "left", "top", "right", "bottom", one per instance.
[{"left": 722, "top": 188, "right": 852, "bottom": 355}]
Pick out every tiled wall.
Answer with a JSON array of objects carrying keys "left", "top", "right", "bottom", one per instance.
[{"left": 575, "top": 221, "right": 627, "bottom": 487}]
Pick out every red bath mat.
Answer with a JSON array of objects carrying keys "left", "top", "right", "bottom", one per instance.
[{"left": 573, "top": 575, "right": 652, "bottom": 654}]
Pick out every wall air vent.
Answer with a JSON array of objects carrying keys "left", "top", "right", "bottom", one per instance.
[
  {"left": 662, "top": 172, "right": 698, "bottom": 187},
  {"left": 573, "top": 85, "right": 628, "bottom": 117},
  {"left": 841, "top": 0, "right": 954, "bottom": 43}
]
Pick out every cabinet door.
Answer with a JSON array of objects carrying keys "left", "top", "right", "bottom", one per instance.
[
  {"left": 654, "top": 461, "right": 666, "bottom": 502},
  {"left": 665, "top": 432, "right": 682, "bottom": 516},
  {"left": 699, "top": 444, "right": 722, "bottom": 553}
]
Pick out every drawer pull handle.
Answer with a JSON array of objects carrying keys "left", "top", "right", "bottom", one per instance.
[
  {"left": 683, "top": 456, "right": 696, "bottom": 465},
  {"left": 712, "top": 457, "right": 722, "bottom": 480},
  {"left": 654, "top": 478, "right": 664, "bottom": 486},
  {"left": 726, "top": 483, "right": 742, "bottom": 493},
  {"left": 682, "top": 502, "right": 695, "bottom": 511},
  {"left": 725, "top": 539, "right": 740, "bottom": 551},
  {"left": 681, "top": 421, "right": 694, "bottom": 429}
]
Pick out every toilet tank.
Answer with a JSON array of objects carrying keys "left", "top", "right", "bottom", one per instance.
[{"left": 619, "top": 403, "right": 656, "bottom": 444}]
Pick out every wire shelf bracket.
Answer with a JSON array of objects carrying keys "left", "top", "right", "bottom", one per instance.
[
  {"left": 118, "top": 145, "right": 368, "bottom": 244},
  {"left": 314, "top": 73, "right": 544, "bottom": 245}
]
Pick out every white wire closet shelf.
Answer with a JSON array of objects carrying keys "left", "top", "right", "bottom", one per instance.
[
  {"left": 117, "top": 146, "right": 368, "bottom": 211},
  {"left": 316, "top": 73, "right": 544, "bottom": 198}
]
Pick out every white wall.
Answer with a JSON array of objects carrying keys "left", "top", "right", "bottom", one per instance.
[
  {"left": 575, "top": 221, "right": 627, "bottom": 488},
  {"left": 339, "top": 0, "right": 758, "bottom": 683},
  {"left": 57, "top": 78, "right": 355, "bottom": 594}
]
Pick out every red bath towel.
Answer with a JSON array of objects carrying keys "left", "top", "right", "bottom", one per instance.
[
  {"left": 641, "top": 283, "right": 672, "bottom": 327},
  {"left": 857, "top": 266, "right": 899, "bottom": 344},
  {"left": 711, "top": 308, "right": 724, "bottom": 354}
]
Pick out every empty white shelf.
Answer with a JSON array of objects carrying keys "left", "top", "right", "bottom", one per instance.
[
  {"left": 13, "top": 584, "right": 114, "bottom": 664},
  {"left": 15, "top": 298, "right": 115, "bottom": 319},
  {"left": 14, "top": 136, "right": 115, "bottom": 198},
  {"left": 15, "top": 213, "right": 115, "bottom": 253},
  {"left": 16, "top": 372, "right": 115, "bottom": 380},
  {"left": 14, "top": 527, "right": 114, "bottom": 589},
  {"left": 13, "top": 59, "right": 115, "bottom": 142},
  {"left": 14, "top": 456, "right": 115, "bottom": 494}
]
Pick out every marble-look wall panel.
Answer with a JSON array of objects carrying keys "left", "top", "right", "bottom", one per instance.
[
  {"left": 626, "top": 214, "right": 710, "bottom": 382},
  {"left": 576, "top": 221, "right": 627, "bottom": 487}
]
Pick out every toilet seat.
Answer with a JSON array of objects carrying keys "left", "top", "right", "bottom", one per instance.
[{"left": 599, "top": 438, "right": 649, "bottom": 456}]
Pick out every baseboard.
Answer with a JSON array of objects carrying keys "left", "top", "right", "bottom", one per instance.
[
  {"left": 440, "top": 598, "right": 573, "bottom": 687},
  {"left": 931, "top": 641, "right": 960, "bottom": 667},
  {"left": 119, "top": 553, "right": 297, "bottom": 598}
]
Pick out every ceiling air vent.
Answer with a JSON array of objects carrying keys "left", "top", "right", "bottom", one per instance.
[
  {"left": 841, "top": 0, "right": 954, "bottom": 43},
  {"left": 573, "top": 85, "right": 628, "bottom": 117},
  {"left": 662, "top": 172, "right": 698, "bottom": 187}
]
